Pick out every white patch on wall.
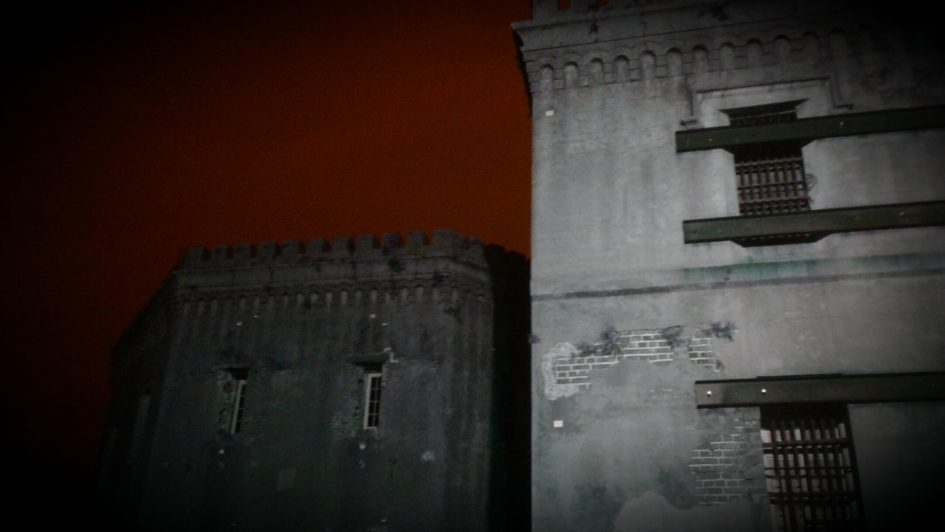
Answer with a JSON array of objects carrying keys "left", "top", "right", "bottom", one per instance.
[{"left": 541, "top": 343, "right": 584, "bottom": 400}]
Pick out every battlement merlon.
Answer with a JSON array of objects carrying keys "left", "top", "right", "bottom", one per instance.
[
  {"left": 515, "top": 0, "right": 875, "bottom": 52},
  {"left": 173, "top": 229, "right": 504, "bottom": 290},
  {"left": 525, "top": 0, "right": 700, "bottom": 24}
]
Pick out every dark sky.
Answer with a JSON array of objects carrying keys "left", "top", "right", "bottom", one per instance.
[{"left": 1, "top": 0, "right": 531, "bottom": 515}]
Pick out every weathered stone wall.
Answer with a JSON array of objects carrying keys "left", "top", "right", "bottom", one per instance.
[
  {"left": 101, "top": 230, "right": 530, "bottom": 531},
  {"left": 99, "top": 281, "right": 177, "bottom": 525},
  {"left": 516, "top": 1, "right": 945, "bottom": 530}
]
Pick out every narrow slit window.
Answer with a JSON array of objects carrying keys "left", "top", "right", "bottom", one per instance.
[
  {"left": 229, "top": 369, "right": 248, "bottom": 434},
  {"left": 761, "top": 403, "right": 864, "bottom": 532},
  {"left": 363, "top": 368, "right": 383, "bottom": 429}
]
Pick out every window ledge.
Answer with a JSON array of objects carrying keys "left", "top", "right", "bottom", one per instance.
[
  {"left": 683, "top": 201, "right": 945, "bottom": 246},
  {"left": 695, "top": 372, "right": 945, "bottom": 408},
  {"left": 676, "top": 105, "right": 945, "bottom": 152}
]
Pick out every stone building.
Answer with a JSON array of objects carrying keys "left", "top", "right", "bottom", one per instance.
[
  {"left": 99, "top": 231, "right": 529, "bottom": 531},
  {"left": 514, "top": 1, "right": 945, "bottom": 531}
]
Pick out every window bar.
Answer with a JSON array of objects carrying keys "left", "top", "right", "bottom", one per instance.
[
  {"left": 763, "top": 160, "right": 771, "bottom": 214},
  {"left": 762, "top": 405, "right": 863, "bottom": 531},
  {"left": 363, "top": 371, "right": 383, "bottom": 429},
  {"left": 774, "top": 159, "right": 783, "bottom": 213},
  {"left": 230, "top": 378, "right": 247, "bottom": 434},
  {"left": 760, "top": 161, "right": 767, "bottom": 212}
]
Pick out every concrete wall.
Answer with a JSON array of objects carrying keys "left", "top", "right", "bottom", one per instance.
[
  {"left": 101, "top": 231, "right": 530, "bottom": 531},
  {"left": 516, "top": 1, "right": 945, "bottom": 530}
]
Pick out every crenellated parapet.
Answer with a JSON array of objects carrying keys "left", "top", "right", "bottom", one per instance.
[
  {"left": 529, "top": 0, "right": 674, "bottom": 21},
  {"left": 515, "top": 1, "right": 932, "bottom": 100},
  {"left": 178, "top": 229, "right": 485, "bottom": 269},
  {"left": 173, "top": 229, "right": 502, "bottom": 302}
]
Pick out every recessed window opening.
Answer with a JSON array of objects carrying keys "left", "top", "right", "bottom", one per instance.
[
  {"left": 724, "top": 102, "right": 818, "bottom": 246},
  {"left": 228, "top": 369, "right": 248, "bottom": 434},
  {"left": 727, "top": 103, "right": 798, "bottom": 127},
  {"left": 761, "top": 403, "right": 864, "bottom": 531},
  {"left": 362, "top": 365, "right": 383, "bottom": 430},
  {"left": 733, "top": 142, "right": 810, "bottom": 216}
]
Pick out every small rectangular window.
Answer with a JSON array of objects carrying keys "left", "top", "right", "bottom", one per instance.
[
  {"left": 761, "top": 403, "right": 864, "bottom": 531},
  {"left": 725, "top": 103, "right": 818, "bottom": 245},
  {"left": 229, "top": 369, "right": 248, "bottom": 434},
  {"left": 734, "top": 144, "right": 810, "bottom": 217},
  {"left": 362, "top": 368, "right": 383, "bottom": 430}
]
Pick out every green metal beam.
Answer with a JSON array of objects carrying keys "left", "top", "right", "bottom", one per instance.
[
  {"left": 676, "top": 105, "right": 945, "bottom": 152},
  {"left": 695, "top": 372, "right": 945, "bottom": 408},
  {"left": 683, "top": 201, "right": 945, "bottom": 244}
]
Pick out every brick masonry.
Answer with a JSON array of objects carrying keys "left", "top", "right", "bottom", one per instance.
[
  {"left": 689, "top": 410, "right": 767, "bottom": 506},
  {"left": 551, "top": 327, "right": 720, "bottom": 390}
]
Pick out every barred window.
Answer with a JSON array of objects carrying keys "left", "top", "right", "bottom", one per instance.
[
  {"left": 733, "top": 144, "right": 810, "bottom": 216},
  {"left": 725, "top": 103, "right": 818, "bottom": 245},
  {"left": 761, "top": 403, "right": 864, "bottom": 531}
]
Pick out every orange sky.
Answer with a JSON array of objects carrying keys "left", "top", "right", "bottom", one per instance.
[{"left": 2, "top": 0, "right": 531, "bottom": 512}]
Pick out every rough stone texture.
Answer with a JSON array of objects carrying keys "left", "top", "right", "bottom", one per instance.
[
  {"left": 516, "top": 1, "right": 945, "bottom": 530},
  {"left": 99, "top": 231, "right": 530, "bottom": 531}
]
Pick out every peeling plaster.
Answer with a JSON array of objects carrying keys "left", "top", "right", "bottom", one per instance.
[
  {"left": 542, "top": 342, "right": 584, "bottom": 400},
  {"left": 542, "top": 326, "right": 723, "bottom": 399}
]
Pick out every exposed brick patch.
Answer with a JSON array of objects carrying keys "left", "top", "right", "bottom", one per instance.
[
  {"left": 615, "top": 331, "right": 675, "bottom": 363},
  {"left": 690, "top": 410, "right": 767, "bottom": 506},
  {"left": 541, "top": 343, "right": 587, "bottom": 399},
  {"left": 687, "top": 336, "right": 718, "bottom": 368},
  {"left": 550, "top": 328, "right": 719, "bottom": 388}
]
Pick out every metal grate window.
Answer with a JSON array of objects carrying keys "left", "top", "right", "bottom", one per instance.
[
  {"left": 735, "top": 147, "right": 810, "bottom": 216},
  {"left": 726, "top": 103, "right": 818, "bottom": 245},
  {"left": 363, "top": 370, "right": 383, "bottom": 429},
  {"left": 761, "top": 404, "right": 864, "bottom": 532}
]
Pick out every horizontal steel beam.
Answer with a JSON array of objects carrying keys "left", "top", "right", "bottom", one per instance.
[
  {"left": 683, "top": 201, "right": 945, "bottom": 244},
  {"left": 676, "top": 105, "right": 945, "bottom": 152},
  {"left": 695, "top": 372, "right": 945, "bottom": 408}
]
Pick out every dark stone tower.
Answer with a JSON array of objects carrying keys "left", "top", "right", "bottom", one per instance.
[{"left": 99, "top": 230, "right": 529, "bottom": 531}]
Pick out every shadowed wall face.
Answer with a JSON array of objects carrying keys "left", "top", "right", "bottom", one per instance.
[
  {"left": 100, "top": 232, "right": 530, "bottom": 531},
  {"left": 1, "top": 1, "right": 532, "bottom": 522}
]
